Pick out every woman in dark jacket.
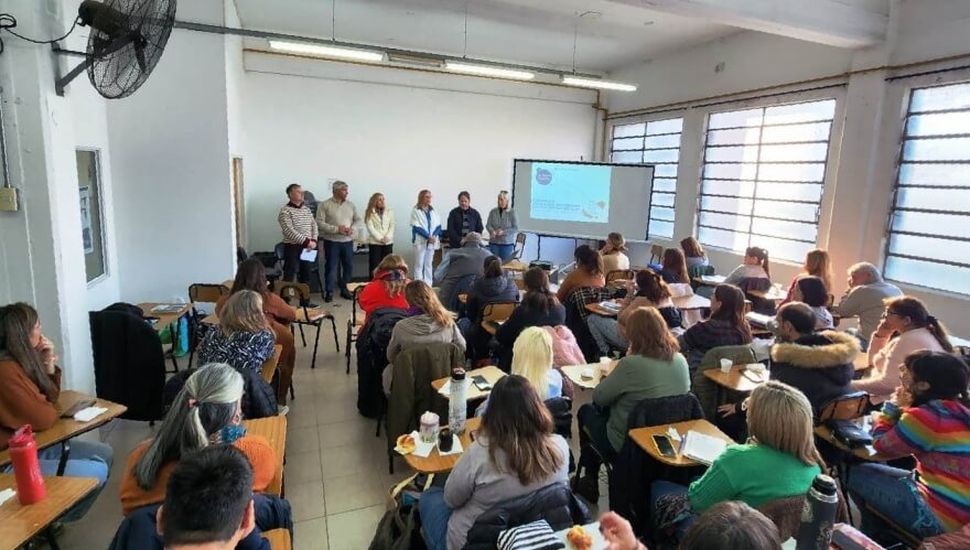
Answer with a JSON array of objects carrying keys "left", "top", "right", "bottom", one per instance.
[
  {"left": 461, "top": 256, "right": 519, "bottom": 360},
  {"left": 495, "top": 268, "right": 566, "bottom": 371}
]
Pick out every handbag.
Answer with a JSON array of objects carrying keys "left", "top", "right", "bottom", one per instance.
[
  {"left": 827, "top": 419, "right": 874, "bottom": 448},
  {"left": 368, "top": 473, "right": 434, "bottom": 550}
]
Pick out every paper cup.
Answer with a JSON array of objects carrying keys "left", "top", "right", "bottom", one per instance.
[
  {"left": 719, "top": 358, "right": 733, "bottom": 374},
  {"left": 599, "top": 356, "right": 612, "bottom": 364}
]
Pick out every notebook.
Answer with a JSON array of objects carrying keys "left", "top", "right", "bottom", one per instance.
[
  {"left": 746, "top": 311, "right": 774, "bottom": 328},
  {"left": 598, "top": 301, "right": 622, "bottom": 312},
  {"left": 681, "top": 430, "right": 728, "bottom": 465}
]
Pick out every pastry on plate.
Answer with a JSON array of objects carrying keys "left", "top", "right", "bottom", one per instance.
[
  {"left": 396, "top": 434, "right": 416, "bottom": 454},
  {"left": 566, "top": 524, "right": 592, "bottom": 550}
]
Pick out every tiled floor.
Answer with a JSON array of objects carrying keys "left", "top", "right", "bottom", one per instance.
[{"left": 55, "top": 295, "right": 602, "bottom": 550}]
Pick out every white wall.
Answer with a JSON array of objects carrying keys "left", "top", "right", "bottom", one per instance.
[
  {"left": 602, "top": 0, "right": 970, "bottom": 336},
  {"left": 240, "top": 52, "right": 598, "bottom": 270}
]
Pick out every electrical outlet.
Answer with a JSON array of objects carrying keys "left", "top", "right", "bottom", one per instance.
[{"left": 0, "top": 187, "right": 19, "bottom": 212}]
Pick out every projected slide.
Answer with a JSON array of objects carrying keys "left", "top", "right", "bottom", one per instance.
[{"left": 530, "top": 162, "right": 612, "bottom": 223}]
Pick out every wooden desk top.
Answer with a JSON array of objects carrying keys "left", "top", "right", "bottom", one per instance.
[
  {"left": 202, "top": 306, "right": 327, "bottom": 327},
  {"left": 692, "top": 275, "right": 726, "bottom": 286},
  {"left": 748, "top": 286, "right": 788, "bottom": 302},
  {"left": 0, "top": 391, "right": 127, "bottom": 468},
  {"left": 560, "top": 361, "right": 617, "bottom": 390},
  {"left": 630, "top": 419, "right": 734, "bottom": 467},
  {"left": 262, "top": 528, "right": 292, "bottom": 550},
  {"left": 813, "top": 424, "right": 883, "bottom": 462},
  {"left": 0, "top": 474, "right": 98, "bottom": 550},
  {"left": 432, "top": 366, "right": 506, "bottom": 401},
  {"left": 139, "top": 302, "right": 193, "bottom": 333},
  {"left": 671, "top": 294, "right": 711, "bottom": 311},
  {"left": 502, "top": 260, "right": 528, "bottom": 272},
  {"left": 481, "top": 319, "right": 505, "bottom": 335},
  {"left": 347, "top": 282, "right": 368, "bottom": 293},
  {"left": 243, "top": 416, "right": 287, "bottom": 496},
  {"left": 703, "top": 365, "right": 766, "bottom": 394},
  {"left": 403, "top": 416, "right": 482, "bottom": 474},
  {"left": 585, "top": 302, "right": 620, "bottom": 317},
  {"left": 222, "top": 279, "right": 235, "bottom": 289}
]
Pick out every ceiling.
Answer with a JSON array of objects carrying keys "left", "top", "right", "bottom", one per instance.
[{"left": 232, "top": 0, "right": 738, "bottom": 73}]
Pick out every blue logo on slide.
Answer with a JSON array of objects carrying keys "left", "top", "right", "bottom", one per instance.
[{"left": 535, "top": 168, "right": 552, "bottom": 185}]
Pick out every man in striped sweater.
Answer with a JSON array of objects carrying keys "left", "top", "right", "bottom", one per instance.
[{"left": 277, "top": 183, "right": 318, "bottom": 294}]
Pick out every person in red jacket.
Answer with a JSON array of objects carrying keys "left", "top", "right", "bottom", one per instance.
[{"left": 359, "top": 254, "right": 410, "bottom": 316}]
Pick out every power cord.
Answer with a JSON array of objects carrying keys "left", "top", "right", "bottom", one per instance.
[{"left": 0, "top": 13, "right": 80, "bottom": 55}]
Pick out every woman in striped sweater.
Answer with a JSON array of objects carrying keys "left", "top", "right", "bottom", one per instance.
[{"left": 848, "top": 350, "right": 970, "bottom": 540}]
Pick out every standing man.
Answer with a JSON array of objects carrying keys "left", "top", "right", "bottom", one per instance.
[
  {"left": 317, "top": 180, "right": 361, "bottom": 302},
  {"left": 445, "top": 191, "right": 483, "bottom": 251},
  {"left": 277, "top": 183, "right": 317, "bottom": 289}
]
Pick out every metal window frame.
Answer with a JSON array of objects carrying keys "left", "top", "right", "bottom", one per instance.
[{"left": 884, "top": 79, "right": 970, "bottom": 295}]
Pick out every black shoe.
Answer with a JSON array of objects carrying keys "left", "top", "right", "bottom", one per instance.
[
  {"left": 570, "top": 473, "right": 599, "bottom": 502},
  {"left": 324, "top": 294, "right": 333, "bottom": 303},
  {"left": 339, "top": 290, "right": 354, "bottom": 300}
]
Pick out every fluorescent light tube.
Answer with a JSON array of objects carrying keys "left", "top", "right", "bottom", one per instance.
[
  {"left": 268, "top": 40, "right": 385, "bottom": 62},
  {"left": 561, "top": 76, "right": 637, "bottom": 92},
  {"left": 444, "top": 61, "right": 535, "bottom": 80}
]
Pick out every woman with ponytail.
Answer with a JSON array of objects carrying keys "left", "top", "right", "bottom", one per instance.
[
  {"left": 849, "top": 351, "right": 970, "bottom": 538},
  {"left": 723, "top": 246, "right": 772, "bottom": 287},
  {"left": 120, "top": 363, "right": 277, "bottom": 515},
  {"left": 852, "top": 296, "right": 952, "bottom": 404}
]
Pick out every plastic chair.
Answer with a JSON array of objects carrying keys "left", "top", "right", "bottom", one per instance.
[
  {"left": 606, "top": 269, "right": 635, "bottom": 285},
  {"left": 691, "top": 344, "right": 757, "bottom": 420},
  {"left": 261, "top": 344, "right": 284, "bottom": 384},
  {"left": 274, "top": 281, "right": 338, "bottom": 370},
  {"left": 480, "top": 301, "right": 517, "bottom": 335},
  {"left": 187, "top": 283, "right": 231, "bottom": 368},
  {"left": 817, "top": 391, "right": 870, "bottom": 423},
  {"left": 345, "top": 283, "right": 366, "bottom": 374},
  {"left": 649, "top": 244, "right": 664, "bottom": 264},
  {"left": 511, "top": 232, "right": 527, "bottom": 260}
]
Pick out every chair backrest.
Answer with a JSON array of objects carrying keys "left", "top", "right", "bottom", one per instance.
[
  {"left": 188, "top": 283, "right": 230, "bottom": 304},
  {"left": 693, "top": 344, "right": 757, "bottom": 420},
  {"left": 275, "top": 281, "right": 310, "bottom": 302},
  {"left": 274, "top": 242, "right": 286, "bottom": 261},
  {"left": 817, "top": 391, "right": 870, "bottom": 423},
  {"left": 650, "top": 244, "right": 664, "bottom": 263},
  {"left": 687, "top": 264, "right": 715, "bottom": 279},
  {"left": 482, "top": 301, "right": 517, "bottom": 323},
  {"left": 464, "top": 482, "right": 590, "bottom": 550},
  {"left": 544, "top": 397, "right": 573, "bottom": 440},
  {"left": 606, "top": 269, "right": 634, "bottom": 284},
  {"left": 261, "top": 344, "right": 284, "bottom": 384},
  {"left": 757, "top": 496, "right": 805, "bottom": 541},
  {"left": 625, "top": 393, "right": 704, "bottom": 431},
  {"left": 512, "top": 232, "right": 527, "bottom": 260}
]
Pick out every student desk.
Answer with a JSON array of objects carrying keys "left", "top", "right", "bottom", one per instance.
[
  {"left": 703, "top": 365, "right": 766, "bottom": 405},
  {"left": 201, "top": 306, "right": 327, "bottom": 326},
  {"left": 481, "top": 318, "right": 506, "bottom": 335},
  {"left": 243, "top": 416, "right": 287, "bottom": 496},
  {"left": 747, "top": 286, "right": 788, "bottom": 302},
  {"left": 813, "top": 424, "right": 883, "bottom": 462},
  {"left": 262, "top": 528, "right": 292, "bottom": 550},
  {"left": 138, "top": 302, "right": 193, "bottom": 333},
  {"left": 629, "top": 419, "right": 734, "bottom": 468},
  {"left": 431, "top": 366, "right": 506, "bottom": 401},
  {"left": 0, "top": 474, "right": 99, "bottom": 550},
  {"left": 403, "top": 416, "right": 482, "bottom": 474},
  {"left": 502, "top": 260, "right": 528, "bottom": 273},
  {"left": 586, "top": 295, "right": 711, "bottom": 318},
  {"left": 692, "top": 275, "right": 726, "bottom": 287},
  {"left": 0, "top": 391, "right": 126, "bottom": 471},
  {"left": 560, "top": 360, "right": 618, "bottom": 390}
]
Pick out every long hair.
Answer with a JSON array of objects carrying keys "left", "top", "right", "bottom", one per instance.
[
  {"left": 662, "top": 248, "right": 690, "bottom": 283},
  {"left": 0, "top": 303, "right": 57, "bottom": 401},
  {"left": 511, "top": 328, "right": 554, "bottom": 399},
  {"left": 220, "top": 290, "right": 270, "bottom": 336},
  {"left": 680, "top": 237, "right": 705, "bottom": 259},
  {"left": 481, "top": 375, "right": 563, "bottom": 485},
  {"left": 905, "top": 350, "right": 970, "bottom": 408},
  {"left": 625, "top": 307, "right": 679, "bottom": 360},
  {"left": 364, "top": 192, "right": 385, "bottom": 224},
  {"left": 374, "top": 254, "right": 408, "bottom": 298},
  {"left": 884, "top": 296, "right": 953, "bottom": 352},
  {"left": 405, "top": 281, "right": 453, "bottom": 327},
  {"left": 746, "top": 381, "right": 824, "bottom": 467},
  {"left": 795, "top": 276, "right": 829, "bottom": 308},
  {"left": 746, "top": 246, "right": 770, "bottom": 278},
  {"left": 483, "top": 255, "right": 504, "bottom": 279},
  {"left": 133, "top": 364, "right": 244, "bottom": 490},
  {"left": 415, "top": 189, "right": 432, "bottom": 209},
  {"left": 803, "top": 249, "right": 833, "bottom": 293},
  {"left": 635, "top": 269, "right": 671, "bottom": 303},
  {"left": 605, "top": 232, "right": 627, "bottom": 253},
  {"left": 230, "top": 258, "right": 269, "bottom": 296},
  {"left": 521, "top": 267, "right": 558, "bottom": 314},
  {"left": 574, "top": 245, "right": 603, "bottom": 276},
  {"left": 711, "top": 284, "right": 752, "bottom": 341}
]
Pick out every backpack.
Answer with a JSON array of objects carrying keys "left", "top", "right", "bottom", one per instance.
[{"left": 369, "top": 473, "right": 433, "bottom": 550}]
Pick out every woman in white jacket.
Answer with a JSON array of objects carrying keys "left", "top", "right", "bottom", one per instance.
[
  {"left": 410, "top": 189, "right": 441, "bottom": 284},
  {"left": 364, "top": 192, "right": 395, "bottom": 276}
]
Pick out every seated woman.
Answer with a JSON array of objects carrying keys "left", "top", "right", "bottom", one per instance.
[
  {"left": 651, "top": 381, "right": 823, "bottom": 541},
  {"left": 358, "top": 254, "right": 409, "bottom": 315},
  {"left": 218, "top": 259, "right": 297, "bottom": 405},
  {"left": 587, "top": 269, "right": 682, "bottom": 357},
  {"left": 476, "top": 327, "right": 563, "bottom": 416},
  {"left": 574, "top": 307, "right": 691, "bottom": 501},
  {"left": 781, "top": 249, "right": 833, "bottom": 306},
  {"left": 680, "top": 237, "right": 710, "bottom": 271},
  {"left": 766, "top": 276, "right": 833, "bottom": 332},
  {"left": 556, "top": 244, "right": 606, "bottom": 302},
  {"left": 600, "top": 232, "right": 630, "bottom": 274},
  {"left": 384, "top": 281, "right": 466, "bottom": 394},
  {"left": 0, "top": 303, "right": 113, "bottom": 522},
  {"left": 848, "top": 351, "right": 970, "bottom": 540},
  {"left": 418, "top": 375, "right": 570, "bottom": 550},
  {"left": 496, "top": 268, "right": 566, "bottom": 371},
  {"left": 461, "top": 256, "right": 518, "bottom": 360},
  {"left": 679, "top": 284, "right": 753, "bottom": 369},
  {"left": 120, "top": 363, "right": 276, "bottom": 515},
  {"left": 723, "top": 246, "right": 771, "bottom": 290},
  {"left": 200, "top": 291, "right": 275, "bottom": 373},
  {"left": 660, "top": 248, "right": 690, "bottom": 285},
  {"left": 851, "top": 296, "right": 952, "bottom": 405}
]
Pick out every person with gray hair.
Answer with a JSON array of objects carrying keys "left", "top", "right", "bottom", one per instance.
[
  {"left": 119, "top": 364, "right": 278, "bottom": 515},
  {"left": 316, "top": 180, "right": 361, "bottom": 302},
  {"left": 833, "top": 261, "right": 902, "bottom": 349},
  {"left": 433, "top": 232, "right": 493, "bottom": 310},
  {"left": 486, "top": 190, "right": 518, "bottom": 262}
]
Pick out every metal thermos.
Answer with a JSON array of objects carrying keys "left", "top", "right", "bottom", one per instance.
[
  {"left": 448, "top": 368, "right": 467, "bottom": 435},
  {"left": 796, "top": 474, "right": 839, "bottom": 550}
]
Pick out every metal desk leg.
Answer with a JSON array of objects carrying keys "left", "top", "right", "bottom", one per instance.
[
  {"left": 45, "top": 525, "right": 62, "bottom": 550},
  {"left": 56, "top": 440, "right": 71, "bottom": 476}
]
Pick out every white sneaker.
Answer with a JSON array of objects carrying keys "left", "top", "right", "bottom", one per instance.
[{"left": 277, "top": 405, "right": 289, "bottom": 416}]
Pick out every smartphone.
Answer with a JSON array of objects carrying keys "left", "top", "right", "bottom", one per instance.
[
  {"left": 472, "top": 375, "right": 491, "bottom": 391},
  {"left": 652, "top": 434, "right": 676, "bottom": 458}
]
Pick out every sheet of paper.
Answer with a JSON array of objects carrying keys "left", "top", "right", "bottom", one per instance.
[
  {"left": 438, "top": 378, "right": 472, "bottom": 397},
  {"left": 73, "top": 406, "right": 108, "bottom": 422},
  {"left": 410, "top": 431, "right": 436, "bottom": 458},
  {"left": 0, "top": 488, "right": 14, "bottom": 506},
  {"left": 682, "top": 430, "right": 728, "bottom": 465},
  {"left": 300, "top": 249, "right": 318, "bottom": 262}
]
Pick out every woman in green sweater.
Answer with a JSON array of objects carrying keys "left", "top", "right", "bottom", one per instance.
[
  {"left": 573, "top": 307, "right": 691, "bottom": 501},
  {"left": 651, "top": 380, "right": 824, "bottom": 542}
]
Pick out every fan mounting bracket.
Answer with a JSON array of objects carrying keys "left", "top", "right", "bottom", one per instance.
[{"left": 51, "top": 34, "right": 135, "bottom": 96}]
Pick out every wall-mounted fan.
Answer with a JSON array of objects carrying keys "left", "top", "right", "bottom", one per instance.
[{"left": 54, "top": 0, "right": 176, "bottom": 98}]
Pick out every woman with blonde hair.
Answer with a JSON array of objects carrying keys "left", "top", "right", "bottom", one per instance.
[
  {"left": 475, "top": 327, "right": 564, "bottom": 416},
  {"left": 358, "top": 254, "right": 409, "bottom": 315},
  {"left": 651, "top": 381, "right": 824, "bottom": 541},
  {"left": 410, "top": 189, "right": 442, "bottom": 284},
  {"left": 601, "top": 232, "right": 630, "bottom": 274},
  {"left": 199, "top": 290, "right": 275, "bottom": 374},
  {"left": 574, "top": 307, "right": 691, "bottom": 500},
  {"left": 781, "top": 249, "right": 834, "bottom": 305},
  {"left": 364, "top": 192, "right": 395, "bottom": 275},
  {"left": 486, "top": 190, "right": 518, "bottom": 262}
]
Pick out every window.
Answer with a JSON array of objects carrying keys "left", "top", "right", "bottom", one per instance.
[
  {"left": 611, "top": 117, "right": 683, "bottom": 239},
  {"left": 76, "top": 150, "right": 107, "bottom": 283},
  {"left": 885, "top": 81, "right": 970, "bottom": 295},
  {"left": 696, "top": 99, "right": 837, "bottom": 262}
]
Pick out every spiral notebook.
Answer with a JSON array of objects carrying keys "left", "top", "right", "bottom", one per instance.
[{"left": 681, "top": 430, "right": 728, "bottom": 465}]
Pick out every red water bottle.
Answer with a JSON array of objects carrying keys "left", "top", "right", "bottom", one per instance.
[{"left": 8, "top": 425, "right": 46, "bottom": 505}]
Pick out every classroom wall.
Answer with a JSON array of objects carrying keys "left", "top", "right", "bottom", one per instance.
[
  {"left": 239, "top": 52, "right": 598, "bottom": 271},
  {"left": 602, "top": 0, "right": 970, "bottom": 337}
]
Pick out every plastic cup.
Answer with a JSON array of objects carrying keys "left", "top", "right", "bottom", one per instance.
[
  {"left": 719, "top": 358, "right": 733, "bottom": 374},
  {"left": 599, "top": 356, "right": 612, "bottom": 364}
]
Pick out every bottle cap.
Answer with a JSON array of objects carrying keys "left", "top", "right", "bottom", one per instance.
[
  {"left": 8, "top": 425, "right": 34, "bottom": 448},
  {"left": 451, "top": 368, "right": 466, "bottom": 381},
  {"left": 812, "top": 474, "right": 837, "bottom": 495}
]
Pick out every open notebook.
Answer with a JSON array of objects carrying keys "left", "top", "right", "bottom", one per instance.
[{"left": 681, "top": 430, "right": 728, "bottom": 465}]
